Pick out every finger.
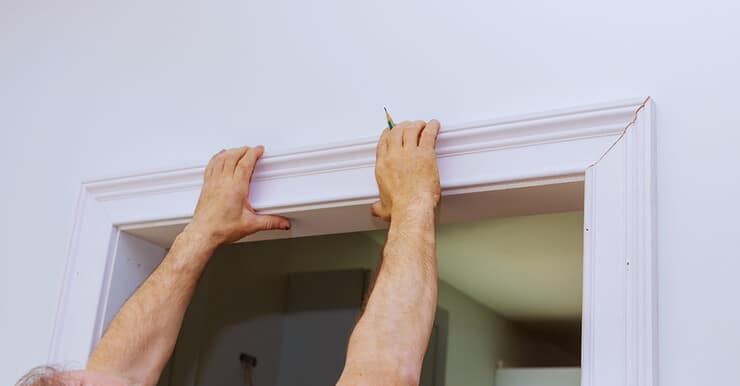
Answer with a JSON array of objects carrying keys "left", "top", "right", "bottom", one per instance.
[
  {"left": 205, "top": 149, "right": 226, "bottom": 178},
  {"left": 254, "top": 214, "right": 291, "bottom": 231},
  {"left": 371, "top": 201, "right": 383, "bottom": 217},
  {"left": 376, "top": 128, "right": 390, "bottom": 160},
  {"left": 224, "top": 146, "right": 250, "bottom": 176},
  {"left": 235, "top": 145, "right": 265, "bottom": 185},
  {"left": 212, "top": 149, "right": 228, "bottom": 177},
  {"left": 371, "top": 200, "right": 390, "bottom": 221},
  {"left": 419, "top": 119, "right": 441, "bottom": 149},
  {"left": 389, "top": 120, "right": 405, "bottom": 149},
  {"left": 402, "top": 120, "right": 426, "bottom": 148}
]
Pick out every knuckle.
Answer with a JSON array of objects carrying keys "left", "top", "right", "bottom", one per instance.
[{"left": 262, "top": 219, "right": 275, "bottom": 230}]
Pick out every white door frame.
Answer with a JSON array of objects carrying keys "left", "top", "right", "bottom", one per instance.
[{"left": 49, "top": 97, "right": 657, "bottom": 386}]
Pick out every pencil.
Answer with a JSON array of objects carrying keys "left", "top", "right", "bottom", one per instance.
[{"left": 384, "top": 107, "right": 395, "bottom": 129}]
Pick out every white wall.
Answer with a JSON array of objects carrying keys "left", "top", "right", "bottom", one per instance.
[
  {"left": 437, "top": 280, "right": 573, "bottom": 385},
  {"left": 1, "top": 0, "right": 739, "bottom": 384}
]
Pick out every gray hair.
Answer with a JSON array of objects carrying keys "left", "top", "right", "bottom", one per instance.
[{"left": 14, "top": 366, "right": 65, "bottom": 386}]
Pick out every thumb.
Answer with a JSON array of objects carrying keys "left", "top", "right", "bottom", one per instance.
[
  {"left": 371, "top": 201, "right": 390, "bottom": 221},
  {"left": 254, "top": 214, "right": 291, "bottom": 231}
]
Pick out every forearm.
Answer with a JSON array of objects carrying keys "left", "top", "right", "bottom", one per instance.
[
  {"left": 87, "top": 227, "right": 216, "bottom": 386},
  {"left": 339, "top": 203, "right": 437, "bottom": 385}
]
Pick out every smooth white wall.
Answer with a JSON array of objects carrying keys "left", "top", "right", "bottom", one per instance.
[{"left": 1, "top": 0, "right": 739, "bottom": 384}]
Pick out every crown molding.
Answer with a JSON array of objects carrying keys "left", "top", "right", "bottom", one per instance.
[{"left": 85, "top": 98, "right": 643, "bottom": 228}]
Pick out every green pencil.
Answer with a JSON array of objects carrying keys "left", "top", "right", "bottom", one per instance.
[{"left": 384, "top": 107, "right": 395, "bottom": 129}]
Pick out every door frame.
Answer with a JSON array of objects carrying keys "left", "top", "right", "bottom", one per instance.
[{"left": 49, "top": 97, "right": 657, "bottom": 386}]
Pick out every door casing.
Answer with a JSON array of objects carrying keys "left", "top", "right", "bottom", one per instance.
[{"left": 49, "top": 97, "right": 657, "bottom": 386}]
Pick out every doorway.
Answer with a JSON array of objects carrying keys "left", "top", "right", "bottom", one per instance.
[
  {"left": 49, "top": 98, "right": 656, "bottom": 386},
  {"left": 155, "top": 209, "right": 583, "bottom": 385}
]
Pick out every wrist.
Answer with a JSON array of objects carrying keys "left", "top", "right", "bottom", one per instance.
[
  {"left": 391, "top": 197, "right": 436, "bottom": 220},
  {"left": 179, "top": 224, "right": 221, "bottom": 254},
  {"left": 160, "top": 226, "right": 216, "bottom": 275}
]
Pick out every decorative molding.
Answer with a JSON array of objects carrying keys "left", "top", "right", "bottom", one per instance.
[
  {"left": 49, "top": 98, "right": 656, "bottom": 386},
  {"left": 581, "top": 98, "right": 656, "bottom": 386},
  {"left": 626, "top": 99, "right": 658, "bottom": 386},
  {"left": 90, "top": 99, "right": 638, "bottom": 200},
  {"left": 88, "top": 98, "right": 642, "bottom": 228}
]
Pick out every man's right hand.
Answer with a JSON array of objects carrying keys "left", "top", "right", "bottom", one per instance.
[
  {"left": 339, "top": 119, "right": 442, "bottom": 386},
  {"left": 372, "top": 120, "right": 442, "bottom": 221},
  {"left": 188, "top": 146, "right": 291, "bottom": 249}
]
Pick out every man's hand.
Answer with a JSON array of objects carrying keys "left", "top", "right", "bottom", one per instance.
[
  {"left": 189, "top": 146, "right": 291, "bottom": 247},
  {"left": 338, "top": 119, "right": 441, "bottom": 386},
  {"left": 372, "top": 120, "right": 441, "bottom": 221}
]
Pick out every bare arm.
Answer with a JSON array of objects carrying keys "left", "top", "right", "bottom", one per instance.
[
  {"left": 86, "top": 146, "right": 290, "bottom": 386},
  {"left": 85, "top": 229, "right": 214, "bottom": 386},
  {"left": 337, "top": 120, "right": 442, "bottom": 386}
]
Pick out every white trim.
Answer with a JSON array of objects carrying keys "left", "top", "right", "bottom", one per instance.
[
  {"left": 627, "top": 100, "right": 658, "bottom": 386},
  {"left": 88, "top": 98, "right": 638, "bottom": 227},
  {"left": 581, "top": 98, "right": 657, "bottom": 386},
  {"left": 49, "top": 98, "right": 657, "bottom": 386}
]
